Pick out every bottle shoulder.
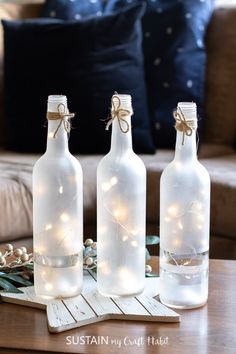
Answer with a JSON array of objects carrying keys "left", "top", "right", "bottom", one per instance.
[
  {"left": 161, "top": 158, "right": 210, "bottom": 184},
  {"left": 98, "top": 150, "right": 146, "bottom": 171},
  {"left": 97, "top": 151, "right": 146, "bottom": 181},
  {"left": 33, "top": 152, "right": 82, "bottom": 175}
]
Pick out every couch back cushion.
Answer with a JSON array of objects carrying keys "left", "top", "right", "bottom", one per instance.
[
  {"left": 2, "top": 3, "right": 155, "bottom": 154},
  {"left": 0, "top": 2, "right": 43, "bottom": 146},
  {"left": 205, "top": 7, "right": 236, "bottom": 147},
  {"left": 104, "top": 0, "right": 214, "bottom": 148},
  {"left": 41, "top": 0, "right": 103, "bottom": 19}
]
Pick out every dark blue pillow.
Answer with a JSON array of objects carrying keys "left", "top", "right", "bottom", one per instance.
[
  {"left": 41, "top": 0, "right": 103, "bottom": 19},
  {"left": 2, "top": 3, "right": 155, "bottom": 154},
  {"left": 104, "top": 0, "right": 214, "bottom": 148}
]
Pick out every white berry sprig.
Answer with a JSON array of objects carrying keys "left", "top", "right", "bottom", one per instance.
[{"left": 0, "top": 244, "right": 33, "bottom": 270}]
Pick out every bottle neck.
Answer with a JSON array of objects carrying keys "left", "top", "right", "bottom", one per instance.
[
  {"left": 174, "top": 129, "right": 197, "bottom": 162},
  {"left": 110, "top": 116, "right": 133, "bottom": 154},
  {"left": 46, "top": 119, "right": 69, "bottom": 154}
]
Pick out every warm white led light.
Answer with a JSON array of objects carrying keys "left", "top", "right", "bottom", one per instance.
[
  {"left": 178, "top": 221, "right": 183, "bottom": 230},
  {"left": 97, "top": 261, "right": 111, "bottom": 275},
  {"left": 131, "top": 240, "right": 138, "bottom": 247},
  {"left": 45, "top": 224, "right": 52, "bottom": 231},
  {"left": 168, "top": 205, "right": 179, "bottom": 217},
  {"left": 113, "top": 207, "right": 127, "bottom": 221},
  {"left": 60, "top": 213, "right": 70, "bottom": 222},
  {"left": 59, "top": 186, "right": 63, "bottom": 194},
  {"left": 102, "top": 182, "right": 111, "bottom": 191},
  {"left": 173, "top": 239, "right": 181, "bottom": 247},
  {"left": 110, "top": 176, "right": 118, "bottom": 186},
  {"left": 197, "top": 214, "right": 204, "bottom": 222},
  {"left": 45, "top": 283, "right": 53, "bottom": 291}
]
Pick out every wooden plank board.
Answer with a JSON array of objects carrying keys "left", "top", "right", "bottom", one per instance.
[
  {"left": 0, "top": 286, "right": 49, "bottom": 310},
  {"left": 0, "top": 270, "right": 180, "bottom": 333},
  {"left": 63, "top": 295, "right": 97, "bottom": 322},
  {"left": 136, "top": 294, "right": 180, "bottom": 322},
  {"left": 112, "top": 297, "right": 150, "bottom": 316},
  {"left": 47, "top": 300, "right": 76, "bottom": 329},
  {"left": 82, "top": 271, "right": 122, "bottom": 316}
]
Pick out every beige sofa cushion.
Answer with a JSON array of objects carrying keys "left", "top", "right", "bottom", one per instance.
[
  {"left": 0, "top": 158, "right": 33, "bottom": 241},
  {"left": 205, "top": 7, "right": 236, "bottom": 146},
  {"left": 0, "top": 151, "right": 101, "bottom": 242},
  {"left": 0, "top": 148, "right": 236, "bottom": 244},
  {"left": 201, "top": 155, "right": 236, "bottom": 239},
  {"left": 0, "top": 2, "right": 43, "bottom": 146}
]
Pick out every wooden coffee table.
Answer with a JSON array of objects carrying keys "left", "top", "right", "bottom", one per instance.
[{"left": 0, "top": 258, "right": 236, "bottom": 354}]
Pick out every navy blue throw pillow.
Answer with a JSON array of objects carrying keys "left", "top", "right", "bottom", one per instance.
[
  {"left": 2, "top": 4, "right": 155, "bottom": 154},
  {"left": 41, "top": 0, "right": 103, "bottom": 19},
  {"left": 105, "top": 0, "right": 214, "bottom": 148}
]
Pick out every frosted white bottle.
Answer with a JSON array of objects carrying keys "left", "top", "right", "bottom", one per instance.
[
  {"left": 160, "top": 102, "right": 210, "bottom": 309},
  {"left": 97, "top": 94, "right": 146, "bottom": 297},
  {"left": 33, "top": 95, "right": 83, "bottom": 298}
]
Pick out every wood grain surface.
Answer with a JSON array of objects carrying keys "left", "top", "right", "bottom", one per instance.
[{"left": 0, "top": 258, "right": 236, "bottom": 354}]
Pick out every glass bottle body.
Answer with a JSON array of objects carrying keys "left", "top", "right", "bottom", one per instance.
[
  {"left": 97, "top": 112, "right": 146, "bottom": 297},
  {"left": 33, "top": 96, "right": 83, "bottom": 298},
  {"left": 160, "top": 104, "right": 210, "bottom": 309}
]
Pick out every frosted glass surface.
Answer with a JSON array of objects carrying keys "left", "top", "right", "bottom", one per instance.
[
  {"left": 33, "top": 98, "right": 83, "bottom": 298},
  {"left": 97, "top": 113, "right": 146, "bottom": 297},
  {"left": 159, "top": 112, "right": 210, "bottom": 309}
]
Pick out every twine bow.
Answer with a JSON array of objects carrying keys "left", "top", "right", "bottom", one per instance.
[
  {"left": 47, "top": 103, "right": 75, "bottom": 138},
  {"left": 105, "top": 93, "right": 132, "bottom": 133},
  {"left": 173, "top": 107, "right": 197, "bottom": 145}
]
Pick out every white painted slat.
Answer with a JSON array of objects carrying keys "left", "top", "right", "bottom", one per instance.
[
  {"left": 112, "top": 297, "right": 150, "bottom": 316},
  {"left": 23, "top": 287, "right": 50, "bottom": 305},
  {"left": 136, "top": 294, "right": 180, "bottom": 321},
  {"left": 0, "top": 286, "right": 49, "bottom": 309},
  {"left": 63, "top": 295, "right": 97, "bottom": 322},
  {"left": 47, "top": 300, "right": 76, "bottom": 329},
  {"left": 82, "top": 291, "right": 122, "bottom": 316},
  {"left": 1, "top": 269, "right": 180, "bottom": 333},
  {"left": 82, "top": 272, "right": 122, "bottom": 316}
]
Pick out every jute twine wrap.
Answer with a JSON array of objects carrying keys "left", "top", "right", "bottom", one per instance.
[
  {"left": 47, "top": 103, "right": 75, "bottom": 138},
  {"left": 105, "top": 93, "right": 133, "bottom": 133},
  {"left": 173, "top": 106, "right": 198, "bottom": 145}
]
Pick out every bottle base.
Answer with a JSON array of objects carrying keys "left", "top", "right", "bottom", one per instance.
[
  {"left": 35, "top": 287, "right": 82, "bottom": 300},
  {"left": 98, "top": 287, "right": 144, "bottom": 298},
  {"left": 160, "top": 297, "right": 207, "bottom": 310}
]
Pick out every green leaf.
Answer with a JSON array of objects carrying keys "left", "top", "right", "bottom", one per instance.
[
  {"left": 0, "top": 273, "right": 32, "bottom": 286},
  {"left": 145, "top": 273, "right": 159, "bottom": 278},
  {"left": 25, "top": 264, "right": 34, "bottom": 270},
  {"left": 146, "top": 248, "right": 151, "bottom": 260},
  {"left": 146, "top": 235, "right": 160, "bottom": 245},
  {"left": 0, "top": 277, "right": 23, "bottom": 293}
]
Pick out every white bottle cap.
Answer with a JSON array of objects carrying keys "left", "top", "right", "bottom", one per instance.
[
  {"left": 112, "top": 93, "right": 133, "bottom": 114},
  {"left": 47, "top": 95, "right": 67, "bottom": 113},
  {"left": 177, "top": 102, "right": 197, "bottom": 121}
]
